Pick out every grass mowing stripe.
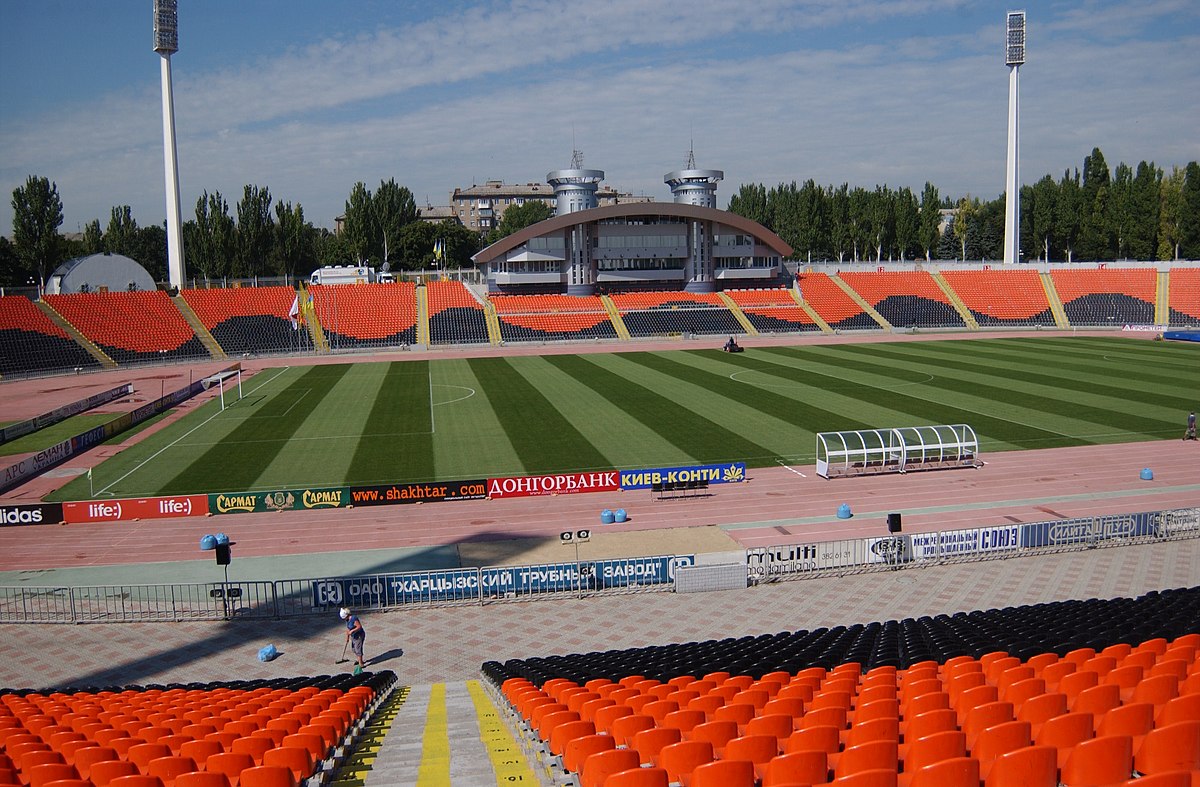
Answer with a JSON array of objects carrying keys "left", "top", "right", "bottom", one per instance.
[
  {"left": 347, "top": 360, "right": 436, "bottom": 483},
  {"left": 544, "top": 353, "right": 775, "bottom": 463},
  {"left": 158, "top": 363, "right": 352, "bottom": 493},
  {"left": 467, "top": 357, "right": 609, "bottom": 474},
  {"left": 759, "top": 346, "right": 1074, "bottom": 449},
  {"left": 515, "top": 355, "right": 691, "bottom": 469},
  {"left": 429, "top": 359, "right": 525, "bottom": 480},
  {"left": 996, "top": 337, "right": 1198, "bottom": 373},
  {"left": 784, "top": 342, "right": 1131, "bottom": 436},
  {"left": 839, "top": 343, "right": 1182, "bottom": 436},
  {"left": 923, "top": 338, "right": 1198, "bottom": 398},
  {"left": 634, "top": 350, "right": 873, "bottom": 434}
]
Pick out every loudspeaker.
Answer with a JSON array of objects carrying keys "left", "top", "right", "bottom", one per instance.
[
  {"left": 887, "top": 512, "right": 902, "bottom": 533},
  {"left": 215, "top": 543, "right": 231, "bottom": 565}
]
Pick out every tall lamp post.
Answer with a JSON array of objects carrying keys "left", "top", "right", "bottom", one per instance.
[
  {"left": 1003, "top": 10, "right": 1026, "bottom": 265},
  {"left": 154, "top": 0, "right": 186, "bottom": 290}
]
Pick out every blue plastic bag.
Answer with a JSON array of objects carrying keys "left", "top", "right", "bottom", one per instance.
[{"left": 257, "top": 643, "right": 279, "bottom": 662}]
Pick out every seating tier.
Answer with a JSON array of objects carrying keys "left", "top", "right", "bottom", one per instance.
[
  {"left": 1050, "top": 269, "right": 1156, "bottom": 326},
  {"left": 181, "top": 286, "right": 303, "bottom": 355},
  {"left": 0, "top": 672, "right": 394, "bottom": 787},
  {"left": 309, "top": 283, "right": 417, "bottom": 349},
  {"left": 427, "top": 281, "right": 489, "bottom": 345},
  {"left": 724, "top": 289, "right": 821, "bottom": 334},
  {"left": 44, "top": 291, "right": 207, "bottom": 364},
  {"left": 839, "top": 271, "right": 965, "bottom": 329},
  {"left": 940, "top": 270, "right": 1055, "bottom": 326},
  {"left": 797, "top": 274, "right": 879, "bottom": 330},
  {"left": 1168, "top": 268, "right": 1200, "bottom": 323},
  {"left": 611, "top": 292, "right": 742, "bottom": 337},
  {"left": 488, "top": 587, "right": 1200, "bottom": 786},
  {"left": 0, "top": 296, "right": 101, "bottom": 377}
]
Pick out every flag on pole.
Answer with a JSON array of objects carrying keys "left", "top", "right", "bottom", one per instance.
[
  {"left": 289, "top": 295, "right": 300, "bottom": 329},
  {"left": 87, "top": 467, "right": 92, "bottom": 481}
]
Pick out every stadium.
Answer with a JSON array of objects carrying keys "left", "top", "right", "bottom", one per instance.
[{"left": 2, "top": 241, "right": 1199, "bottom": 786}]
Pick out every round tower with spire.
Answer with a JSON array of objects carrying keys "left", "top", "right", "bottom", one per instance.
[
  {"left": 664, "top": 146, "right": 723, "bottom": 208},
  {"left": 547, "top": 149, "right": 605, "bottom": 216}
]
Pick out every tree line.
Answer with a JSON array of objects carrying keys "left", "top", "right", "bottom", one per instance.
[
  {"left": 3, "top": 178, "right": 484, "bottom": 289},
  {"left": 6, "top": 146, "right": 1199, "bottom": 290},
  {"left": 727, "top": 148, "right": 1200, "bottom": 264}
]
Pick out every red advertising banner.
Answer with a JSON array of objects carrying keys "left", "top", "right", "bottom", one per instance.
[
  {"left": 487, "top": 471, "right": 619, "bottom": 499},
  {"left": 63, "top": 494, "right": 209, "bottom": 523}
]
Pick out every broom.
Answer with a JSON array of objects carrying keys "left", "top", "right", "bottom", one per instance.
[{"left": 335, "top": 639, "right": 349, "bottom": 665}]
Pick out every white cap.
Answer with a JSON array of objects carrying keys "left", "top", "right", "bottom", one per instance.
[{"left": 339, "top": 608, "right": 350, "bottom": 620}]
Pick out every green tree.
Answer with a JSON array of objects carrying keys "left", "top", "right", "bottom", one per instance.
[
  {"left": 727, "top": 183, "right": 769, "bottom": 228},
  {"left": 342, "top": 181, "right": 374, "bottom": 264},
  {"left": 918, "top": 182, "right": 941, "bottom": 261},
  {"left": 953, "top": 196, "right": 977, "bottom": 261},
  {"left": 1055, "top": 169, "right": 1082, "bottom": 263},
  {"left": 188, "top": 190, "right": 237, "bottom": 281},
  {"left": 273, "top": 200, "right": 316, "bottom": 279},
  {"left": 1180, "top": 161, "right": 1200, "bottom": 259},
  {"left": 104, "top": 206, "right": 139, "bottom": 258},
  {"left": 0, "top": 237, "right": 26, "bottom": 287},
  {"left": 487, "top": 199, "right": 552, "bottom": 244},
  {"left": 1157, "top": 166, "right": 1185, "bottom": 261},
  {"left": 827, "top": 184, "right": 852, "bottom": 262},
  {"left": 1024, "top": 175, "right": 1057, "bottom": 261},
  {"left": 1079, "top": 147, "right": 1113, "bottom": 260},
  {"left": 315, "top": 228, "right": 353, "bottom": 269},
  {"left": 1126, "top": 161, "right": 1160, "bottom": 260},
  {"left": 236, "top": 185, "right": 273, "bottom": 277},
  {"left": 130, "top": 224, "right": 168, "bottom": 282},
  {"left": 82, "top": 219, "right": 103, "bottom": 255},
  {"left": 848, "top": 187, "right": 871, "bottom": 262},
  {"left": 1109, "top": 162, "right": 1134, "bottom": 259},
  {"left": 797, "top": 179, "right": 826, "bottom": 262},
  {"left": 373, "top": 178, "right": 418, "bottom": 266},
  {"left": 11, "top": 175, "right": 65, "bottom": 289}
]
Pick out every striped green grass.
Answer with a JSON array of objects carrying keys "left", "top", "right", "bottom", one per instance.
[{"left": 47, "top": 336, "right": 1198, "bottom": 500}]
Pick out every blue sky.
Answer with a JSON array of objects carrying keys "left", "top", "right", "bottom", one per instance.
[{"left": 2, "top": 0, "right": 1198, "bottom": 237}]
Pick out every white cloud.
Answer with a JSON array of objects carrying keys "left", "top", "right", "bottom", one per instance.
[{"left": 2, "top": 0, "right": 1197, "bottom": 237}]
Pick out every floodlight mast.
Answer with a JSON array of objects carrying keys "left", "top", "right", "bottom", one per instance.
[
  {"left": 1003, "top": 10, "right": 1025, "bottom": 265},
  {"left": 154, "top": 0, "right": 186, "bottom": 290}
]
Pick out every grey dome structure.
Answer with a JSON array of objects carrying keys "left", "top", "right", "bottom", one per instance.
[{"left": 46, "top": 253, "right": 157, "bottom": 295}]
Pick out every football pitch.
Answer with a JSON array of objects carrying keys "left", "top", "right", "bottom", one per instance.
[{"left": 50, "top": 336, "right": 1198, "bottom": 500}]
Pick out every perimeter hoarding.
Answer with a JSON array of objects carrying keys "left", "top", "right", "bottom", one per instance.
[
  {"left": 209, "top": 487, "right": 349, "bottom": 515},
  {"left": 486, "top": 471, "right": 619, "bottom": 499},
  {"left": 63, "top": 495, "right": 208, "bottom": 523},
  {"left": 618, "top": 462, "right": 746, "bottom": 489},
  {"left": 310, "top": 555, "right": 695, "bottom": 608}
]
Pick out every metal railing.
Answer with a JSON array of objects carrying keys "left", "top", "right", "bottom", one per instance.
[{"left": 2, "top": 508, "right": 1195, "bottom": 624}]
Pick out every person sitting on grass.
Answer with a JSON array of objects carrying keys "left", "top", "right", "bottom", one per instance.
[{"left": 1186, "top": 411, "right": 1197, "bottom": 441}]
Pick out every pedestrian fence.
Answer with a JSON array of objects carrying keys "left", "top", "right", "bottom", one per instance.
[{"left": 1, "top": 506, "right": 1195, "bottom": 624}]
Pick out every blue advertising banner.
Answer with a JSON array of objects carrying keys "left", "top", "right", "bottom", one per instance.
[
  {"left": 1020, "top": 513, "right": 1156, "bottom": 549},
  {"left": 619, "top": 462, "right": 746, "bottom": 490},
  {"left": 309, "top": 555, "right": 695, "bottom": 608}
]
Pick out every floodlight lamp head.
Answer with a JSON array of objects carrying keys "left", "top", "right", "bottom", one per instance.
[
  {"left": 154, "top": 0, "right": 179, "bottom": 54},
  {"left": 1006, "top": 10, "right": 1026, "bottom": 66}
]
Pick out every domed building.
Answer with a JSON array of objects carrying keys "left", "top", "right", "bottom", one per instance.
[{"left": 45, "top": 253, "right": 157, "bottom": 295}]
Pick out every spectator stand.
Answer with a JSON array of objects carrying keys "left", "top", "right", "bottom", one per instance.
[
  {"left": 0, "top": 295, "right": 105, "bottom": 378},
  {"left": 1050, "top": 268, "right": 1156, "bottom": 327},
  {"left": 797, "top": 273, "right": 883, "bottom": 331},
  {"left": 816, "top": 424, "right": 981, "bottom": 479}
]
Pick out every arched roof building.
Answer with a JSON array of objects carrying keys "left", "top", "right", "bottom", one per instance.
[
  {"left": 473, "top": 163, "right": 792, "bottom": 296},
  {"left": 45, "top": 253, "right": 156, "bottom": 295}
]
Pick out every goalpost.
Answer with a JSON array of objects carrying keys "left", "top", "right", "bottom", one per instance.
[{"left": 201, "top": 367, "right": 244, "bottom": 411}]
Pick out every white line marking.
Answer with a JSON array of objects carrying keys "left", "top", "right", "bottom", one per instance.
[
  {"left": 432, "top": 384, "right": 477, "bottom": 406},
  {"left": 95, "top": 367, "right": 291, "bottom": 496},
  {"left": 775, "top": 459, "right": 807, "bottom": 477},
  {"left": 428, "top": 364, "right": 436, "bottom": 434}
]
